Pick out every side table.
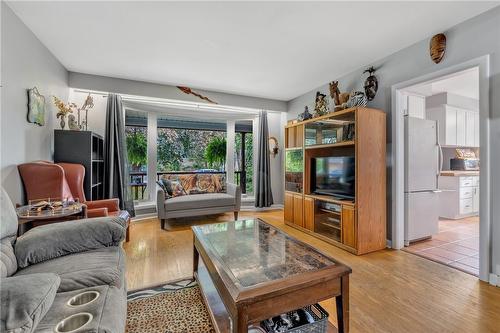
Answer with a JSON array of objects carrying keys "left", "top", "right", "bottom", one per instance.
[{"left": 16, "top": 203, "right": 88, "bottom": 236}]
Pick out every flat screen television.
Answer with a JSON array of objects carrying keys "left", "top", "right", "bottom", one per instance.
[{"left": 312, "top": 156, "right": 355, "bottom": 199}]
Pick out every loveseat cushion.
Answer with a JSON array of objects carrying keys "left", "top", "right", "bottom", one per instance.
[
  {"left": 15, "top": 247, "right": 125, "bottom": 292},
  {"left": 15, "top": 217, "right": 126, "bottom": 269},
  {"left": 1, "top": 273, "right": 60, "bottom": 333},
  {"left": 164, "top": 193, "right": 235, "bottom": 212}
]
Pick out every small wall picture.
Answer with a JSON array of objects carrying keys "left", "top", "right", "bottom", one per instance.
[{"left": 27, "top": 87, "right": 46, "bottom": 126}]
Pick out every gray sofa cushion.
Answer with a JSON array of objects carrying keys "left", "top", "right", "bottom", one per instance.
[
  {"left": 34, "top": 285, "right": 126, "bottom": 333},
  {"left": 1, "top": 238, "right": 17, "bottom": 278},
  {"left": 15, "top": 217, "right": 126, "bottom": 269},
  {"left": 15, "top": 247, "right": 125, "bottom": 292},
  {"left": 164, "top": 193, "right": 235, "bottom": 212},
  {"left": 1, "top": 273, "right": 60, "bottom": 333}
]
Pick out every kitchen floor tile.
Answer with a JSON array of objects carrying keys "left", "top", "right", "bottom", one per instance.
[{"left": 420, "top": 247, "right": 468, "bottom": 262}]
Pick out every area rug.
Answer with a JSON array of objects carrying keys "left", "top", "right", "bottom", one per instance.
[{"left": 126, "top": 279, "right": 215, "bottom": 333}]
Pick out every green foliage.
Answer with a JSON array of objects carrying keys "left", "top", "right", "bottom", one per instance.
[
  {"left": 286, "top": 149, "right": 303, "bottom": 173},
  {"left": 126, "top": 128, "right": 147, "bottom": 169},
  {"left": 205, "top": 136, "right": 227, "bottom": 170},
  {"left": 156, "top": 128, "right": 225, "bottom": 171}
]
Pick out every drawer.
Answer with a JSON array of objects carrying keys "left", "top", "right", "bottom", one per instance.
[
  {"left": 460, "top": 187, "right": 474, "bottom": 199},
  {"left": 460, "top": 177, "right": 474, "bottom": 187},
  {"left": 460, "top": 198, "right": 473, "bottom": 215}
]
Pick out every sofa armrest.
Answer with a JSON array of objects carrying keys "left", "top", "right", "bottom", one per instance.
[
  {"left": 87, "top": 207, "right": 109, "bottom": 218},
  {"left": 85, "top": 199, "right": 120, "bottom": 212},
  {"left": 15, "top": 217, "right": 126, "bottom": 269},
  {"left": 156, "top": 185, "right": 166, "bottom": 219},
  {"left": 226, "top": 183, "right": 241, "bottom": 211}
]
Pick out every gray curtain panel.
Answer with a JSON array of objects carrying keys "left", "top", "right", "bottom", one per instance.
[
  {"left": 104, "top": 94, "right": 135, "bottom": 217},
  {"left": 255, "top": 111, "right": 274, "bottom": 208}
]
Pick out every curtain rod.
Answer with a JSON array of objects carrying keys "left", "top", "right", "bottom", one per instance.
[{"left": 72, "top": 89, "right": 284, "bottom": 114}]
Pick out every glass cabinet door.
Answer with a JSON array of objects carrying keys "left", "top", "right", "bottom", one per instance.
[{"left": 285, "top": 148, "right": 303, "bottom": 193}]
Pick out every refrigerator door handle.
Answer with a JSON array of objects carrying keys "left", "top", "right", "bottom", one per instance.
[{"left": 436, "top": 122, "right": 444, "bottom": 175}]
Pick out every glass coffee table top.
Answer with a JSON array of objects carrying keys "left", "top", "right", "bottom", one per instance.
[
  {"left": 193, "top": 219, "right": 337, "bottom": 288},
  {"left": 16, "top": 202, "right": 84, "bottom": 220}
]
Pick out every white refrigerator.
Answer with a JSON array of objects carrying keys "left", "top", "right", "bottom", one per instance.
[{"left": 404, "top": 116, "right": 441, "bottom": 244}]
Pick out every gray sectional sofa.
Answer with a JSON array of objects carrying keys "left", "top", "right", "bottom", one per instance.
[
  {"left": 157, "top": 182, "right": 241, "bottom": 230},
  {"left": 0, "top": 188, "right": 128, "bottom": 333}
]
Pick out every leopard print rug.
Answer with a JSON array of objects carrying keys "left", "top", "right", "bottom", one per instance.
[{"left": 126, "top": 279, "right": 215, "bottom": 333}]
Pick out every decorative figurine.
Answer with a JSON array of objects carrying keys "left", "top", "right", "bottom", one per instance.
[
  {"left": 363, "top": 66, "right": 378, "bottom": 101},
  {"left": 68, "top": 114, "right": 79, "bottom": 130},
  {"left": 347, "top": 91, "right": 368, "bottom": 108},
  {"left": 329, "top": 81, "right": 350, "bottom": 111},
  {"left": 298, "top": 106, "right": 313, "bottom": 121},
  {"left": 313, "top": 91, "right": 329, "bottom": 117},
  {"left": 430, "top": 33, "right": 446, "bottom": 64}
]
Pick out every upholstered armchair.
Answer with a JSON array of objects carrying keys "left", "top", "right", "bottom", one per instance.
[{"left": 18, "top": 161, "right": 130, "bottom": 241}]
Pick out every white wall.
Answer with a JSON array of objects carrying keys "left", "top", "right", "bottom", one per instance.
[
  {"left": 1, "top": 3, "right": 69, "bottom": 204},
  {"left": 287, "top": 6, "right": 500, "bottom": 277},
  {"left": 68, "top": 90, "right": 108, "bottom": 137}
]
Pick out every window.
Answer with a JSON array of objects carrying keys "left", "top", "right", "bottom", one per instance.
[
  {"left": 125, "top": 110, "right": 148, "bottom": 201},
  {"left": 234, "top": 120, "right": 253, "bottom": 195}
]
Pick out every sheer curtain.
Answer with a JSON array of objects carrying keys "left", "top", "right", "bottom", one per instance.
[
  {"left": 104, "top": 94, "right": 135, "bottom": 216},
  {"left": 255, "top": 110, "right": 274, "bottom": 208}
]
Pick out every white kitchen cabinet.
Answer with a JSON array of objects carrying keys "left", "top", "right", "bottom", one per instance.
[
  {"left": 466, "top": 111, "right": 475, "bottom": 147},
  {"left": 456, "top": 108, "right": 466, "bottom": 146},
  {"left": 439, "top": 175, "right": 479, "bottom": 219},
  {"left": 474, "top": 112, "right": 480, "bottom": 147},
  {"left": 426, "top": 105, "right": 479, "bottom": 147}
]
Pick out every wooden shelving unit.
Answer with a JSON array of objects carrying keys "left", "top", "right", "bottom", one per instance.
[{"left": 284, "top": 107, "right": 387, "bottom": 255}]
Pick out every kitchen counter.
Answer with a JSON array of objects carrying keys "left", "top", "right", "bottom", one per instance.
[{"left": 440, "top": 170, "right": 480, "bottom": 177}]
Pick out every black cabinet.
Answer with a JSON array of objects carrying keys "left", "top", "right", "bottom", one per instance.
[{"left": 54, "top": 130, "right": 104, "bottom": 201}]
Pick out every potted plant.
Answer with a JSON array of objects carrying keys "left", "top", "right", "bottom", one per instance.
[{"left": 53, "top": 96, "right": 76, "bottom": 130}]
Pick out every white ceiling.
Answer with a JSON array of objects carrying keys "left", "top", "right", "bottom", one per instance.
[
  {"left": 7, "top": 1, "right": 499, "bottom": 101},
  {"left": 404, "top": 67, "right": 479, "bottom": 99}
]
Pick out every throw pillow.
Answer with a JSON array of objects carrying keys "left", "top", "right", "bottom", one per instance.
[{"left": 170, "top": 181, "right": 185, "bottom": 197}]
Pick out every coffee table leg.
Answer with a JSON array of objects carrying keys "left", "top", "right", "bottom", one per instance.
[
  {"left": 335, "top": 275, "right": 349, "bottom": 333},
  {"left": 193, "top": 240, "right": 199, "bottom": 277}
]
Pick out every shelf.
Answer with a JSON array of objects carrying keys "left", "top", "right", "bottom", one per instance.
[
  {"left": 91, "top": 182, "right": 102, "bottom": 188},
  {"left": 305, "top": 194, "right": 355, "bottom": 207},
  {"left": 92, "top": 159, "right": 104, "bottom": 163},
  {"left": 319, "top": 208, "right": 341, "bottom": 215},
  {"left": 318, "top": 221, "right": 341, "bottom": 230},
  {"left": 305, "top": 141, "right": 355, "bottom": 150}
]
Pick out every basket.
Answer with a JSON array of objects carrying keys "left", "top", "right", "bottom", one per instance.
[{"left": 260, "top": 303, "right": 329, "bottom": 333}]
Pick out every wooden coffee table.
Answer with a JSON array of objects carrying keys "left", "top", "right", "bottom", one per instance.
[{"left": 192, "top": 219, "right": 352, "bottom": 333}]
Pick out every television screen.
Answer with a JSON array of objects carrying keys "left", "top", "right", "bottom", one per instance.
[{"left": 312, "top": 156, "right": 355, "bottom": 199}]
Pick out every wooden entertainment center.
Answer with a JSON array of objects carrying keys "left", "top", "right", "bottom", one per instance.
[{"left": 284, "top": 107, "right": 386, "bottom": 255}]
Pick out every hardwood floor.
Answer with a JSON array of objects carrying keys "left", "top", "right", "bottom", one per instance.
[{"left": 123, "top": 210, "right": 500, "bottom": 333}]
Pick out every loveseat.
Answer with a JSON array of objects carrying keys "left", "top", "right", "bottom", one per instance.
[
  {"left": 157, "top": 182, "right": 241, "bottom": 230},
  {"left": 0, "top": 188, "right": 128, "bottom": 333}
]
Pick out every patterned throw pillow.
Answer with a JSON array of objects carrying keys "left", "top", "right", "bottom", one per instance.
[
  {"left": 156, "top": 179, "right": 173, "bottom": 199},
  {"left": 170, "top": 180, "right": 186, "bottom": 197}
]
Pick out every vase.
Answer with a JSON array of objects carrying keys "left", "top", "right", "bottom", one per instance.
[{"left": 60, "top": 117, "right": 66, "bottom": 130}]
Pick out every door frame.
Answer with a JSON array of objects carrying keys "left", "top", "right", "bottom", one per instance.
[{"left": 391, "top": 55, "right": 491, "bottom": 282}]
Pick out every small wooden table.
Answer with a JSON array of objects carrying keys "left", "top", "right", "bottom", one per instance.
[
  {"left": 192, "top": 219, "right": 352, "bottom": 333},
  {"left": 16, "top": 202, "right": 87, "bottom": 236}
]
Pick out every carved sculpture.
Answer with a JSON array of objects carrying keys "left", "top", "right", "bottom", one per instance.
[
  {"left": 430, "top": 33, "right": 446, "bottom": 64},
  {"left": 329, "top": 81, "right": 350, "bottom": 111},
  {"left": 177, "top": 86, "right": 217, "bottom": 104}
]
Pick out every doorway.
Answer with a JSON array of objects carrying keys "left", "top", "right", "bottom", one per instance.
[{"left": 391, "top": 56, "right": 491, "bottom": 282}]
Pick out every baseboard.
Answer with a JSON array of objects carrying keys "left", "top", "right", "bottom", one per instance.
[
  {"left": 242, "top": 204, "right": 283, "bottom": 211},
  {"left": 489, "top": 273, "right": 499, "bottom": 287}
]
